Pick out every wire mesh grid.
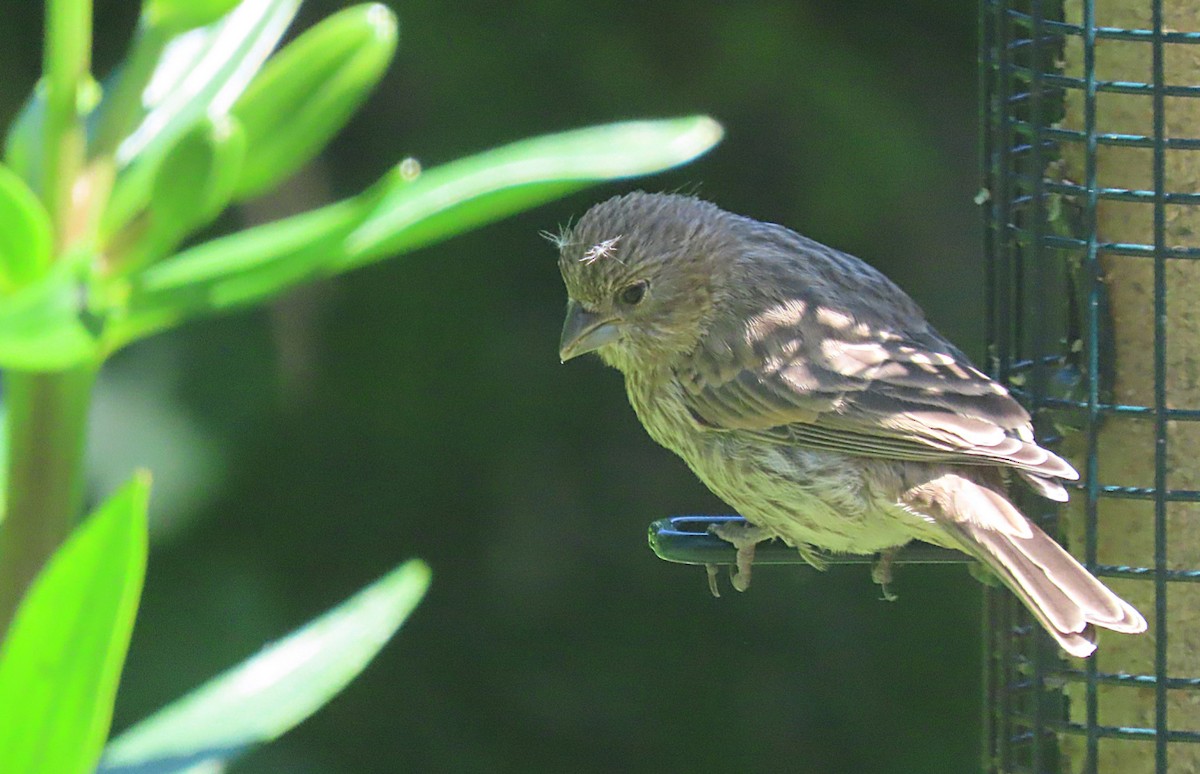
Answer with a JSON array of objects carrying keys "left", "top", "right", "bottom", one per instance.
[{"left": 981, "top": 0, "right": 1200, "bottom": 771}]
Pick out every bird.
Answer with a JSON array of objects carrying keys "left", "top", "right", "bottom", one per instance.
[{"left": 554, "top": 190, "right": 1146, "bottom": 658}]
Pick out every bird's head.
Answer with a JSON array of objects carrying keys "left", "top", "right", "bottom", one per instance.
[{"left": 555, "top": 192, "right": 732, "bottom": 372}]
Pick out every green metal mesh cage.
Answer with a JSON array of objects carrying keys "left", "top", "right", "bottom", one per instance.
[{"left": 981, "top": 0, "right": 1200, "bottom": 771}]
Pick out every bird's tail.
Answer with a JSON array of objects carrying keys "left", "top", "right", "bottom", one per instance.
[{"left": 904, "top": 473, "right": 1147, "bottom": 658}]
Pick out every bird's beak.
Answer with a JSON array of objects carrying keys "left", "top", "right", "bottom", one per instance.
[{"left": 559, "top": 300, "right": 621, "bottom": 362}]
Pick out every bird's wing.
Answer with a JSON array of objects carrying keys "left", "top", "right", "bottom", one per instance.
[{"left": 678, "top": 299, "right": 1076, "bottom": 482}]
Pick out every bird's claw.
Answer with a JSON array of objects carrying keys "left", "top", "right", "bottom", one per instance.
[
  {"left": 707, "top": 521, "right": 772, "bottom": 594},
  {"left": 729, "top": 544, "right": 756, "bottom": 592},
  {"left": 705, "top": 563, "right": 721, "bottom": 598},
  {"left": 872, "top": 548, "right": 899, "bottom": 602}
]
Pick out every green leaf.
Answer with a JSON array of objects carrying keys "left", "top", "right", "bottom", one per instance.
[
  {"left": 0, "top": 402, "right": 6, "bottom": 525},
  {"left": 3, "top": 80, "right": 46, "bottom": 189},
  {"left": 143, "top": 0, "right": 244, "bottom": 34},
  {"left": 118, "top": 0, "right": 299, "bottom": 164},
  {"left": 102, "top": 0, "right": 301, "bottom": 238},
  {"left": 105, "top": 116, "right": 722, "bottom": 347},
  {"left": 232, "top": 3, "right": 398, "bottom": 199},
  {"left": 98, "top": 559, "right": 431, "bottom": 774},
  {"left": 0, "top": 473, "right": 150, "bottom": 774},
  {"left": 0, "top": 259, "right": 100, "bottom": 371},
  {"left": 152, "top": 115, "right": 245, "bottom": 233},
  {"left": 115, "top": 115, "right": 247, "bottom": 275},
  {"left": 346, "top": 115, "right": 725, "bottom": 262},
  {"left": 0, "top": 162, "right": 53, "bottom": 293},
  {"left": 106, "top": 196, "right": 367, "bottom": 347}
]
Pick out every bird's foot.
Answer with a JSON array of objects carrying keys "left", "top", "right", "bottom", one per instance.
[
  {"left": 708, "top": 521, "right": 773, "bottom": 593},
  {"left": 705, "top": 563, "right": 722, "bottom": 598},
  {"left": 872, "top": 548, "right": 899, "bottom": 602}
]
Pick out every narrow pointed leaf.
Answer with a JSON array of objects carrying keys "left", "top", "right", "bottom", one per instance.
[
  {"left": 103, "top": 0, "right": 300, "bottom": 237},
  {"left": 151, "top": 116, "right": 245, "bottom": 233},
  {"left": 106, "top": 116, "right": 721, "bottom": 347},
  {"left": 0, "top": 162, "right": 53, "bottom": 292},
  {"left": 115, "top": 116, "right": 247, "bottom": 276},
  {"left": 119, "top": 0, "right": 299, "bottom": 164},
  {"left": 3, "top": 81, "right": 46, "bottom": 190},
  {"left": 232, "top": 3, "right": 398, "bottom": 199},
  {"left": 0, "top": 474, "right": 150, "bottom": 774},
  {"left": 0, "top": 404, "right": 6, "bottom": 523},
  {"left": 346, "top": 115, "right": 725, "bottom": 262},
  {"left": 106, "top": 195, "right": 368, "bottom": 347},
  {"left": 143, "top": 0, "right": 244, "bottom": 35},
  {"left": 98, "top": 559, "right": 431, "bottom": 774}
]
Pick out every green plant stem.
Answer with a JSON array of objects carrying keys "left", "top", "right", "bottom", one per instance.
[
  {"left": 1, "top": 0, "right": 101, "bottom": 632},
  {"left": 0, "top": 366, "right": 98, "bottom": 635},
  {"left": 41, "top": 0, "right": 92, "bottom": 245}
]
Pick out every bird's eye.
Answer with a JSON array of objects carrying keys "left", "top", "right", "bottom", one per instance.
[{"left": 618, "top": 281, "right": 648, "bottom": 306}]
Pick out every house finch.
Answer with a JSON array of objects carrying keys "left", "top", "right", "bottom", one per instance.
[{"left": 555, "top": 191, "right": 1146, "bottom": 657}]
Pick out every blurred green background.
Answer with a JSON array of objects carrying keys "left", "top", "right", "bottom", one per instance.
[{"left": 1, "top": 1, "right": 984, "bottom": 771}]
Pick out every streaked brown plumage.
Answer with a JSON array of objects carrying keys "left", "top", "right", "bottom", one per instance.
[{"left": 556, "top": 191, "right": 1145, "bottom": 657}]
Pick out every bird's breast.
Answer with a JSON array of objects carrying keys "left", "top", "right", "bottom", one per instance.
[
  {"left": 621, "top": 368, "right": 920, "bottom": 555},
  {"left": 623, "top": 367, "right": 707, "bottom": 455}
]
